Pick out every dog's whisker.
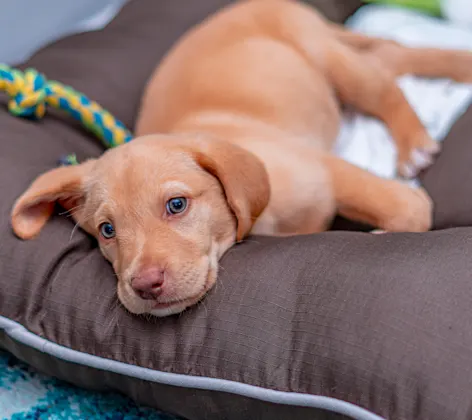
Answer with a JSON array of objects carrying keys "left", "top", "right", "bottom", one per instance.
[
  {"left": 59, "top": 204, "right": 85, "bottom": 217},
  {"left": 69, "top": 222, "right": 81, "bottom": 242},
  {"left": 67, "top": 210, "right": 96, "bottom": 241},
  {"left": 216, "top": 275, "right": 226, "bottom": 292}
]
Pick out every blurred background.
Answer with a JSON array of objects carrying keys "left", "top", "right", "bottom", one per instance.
[{"left": 0, "top": 0, "right": 127, "bottom": 64}]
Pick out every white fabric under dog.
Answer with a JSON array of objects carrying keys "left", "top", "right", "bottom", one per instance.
[{"left": 335, "top": 5, "right": 472, "bottom": 186}]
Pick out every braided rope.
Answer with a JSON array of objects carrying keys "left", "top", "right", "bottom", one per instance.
[{"left": 0, "top": 65, "right": 133, "bottom": 164}]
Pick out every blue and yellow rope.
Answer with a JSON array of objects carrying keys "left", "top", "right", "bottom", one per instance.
[{"left": 0, "top": 65, "right": 133, "bottom": 165}]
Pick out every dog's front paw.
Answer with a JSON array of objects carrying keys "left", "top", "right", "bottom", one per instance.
[
  {"left": 397, "top": 131, "right": 440, "bottom": 179},
  {"left": 382, "top": 185, "right": 433, "bottom": 232}
]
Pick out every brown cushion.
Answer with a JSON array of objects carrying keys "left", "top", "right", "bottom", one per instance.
[
  {"left": 302, "top": 0, "right": 363, "bottom": 22},
  {"left": 421, "top": 106, "right": 472, "bottom": 229},
  {"left": 1, "top": 1, "right": 472, "bottom": 420}
]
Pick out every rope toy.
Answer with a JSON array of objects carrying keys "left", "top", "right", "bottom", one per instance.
[{"left": 0, "top": 64, "right": 133, "bottom": 165}]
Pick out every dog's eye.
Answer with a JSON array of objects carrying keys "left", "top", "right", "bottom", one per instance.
[
  {"left": 166, "top": 197, "right": 187, "bottom": 215},
  {"left": 99, "top": 222, "right": 116, "bottom": 239}
]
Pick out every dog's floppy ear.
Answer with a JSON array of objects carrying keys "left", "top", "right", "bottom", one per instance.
[
  {"left": 185, "top": 138, "right": 270, "bottom": 241},
  {"left": 11, "top": 160, "right": 95, "bottom": 240}
]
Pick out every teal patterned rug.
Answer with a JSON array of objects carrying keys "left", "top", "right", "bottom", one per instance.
[{"left": 0, "top": 351, "right": 182, "bottom": 420}]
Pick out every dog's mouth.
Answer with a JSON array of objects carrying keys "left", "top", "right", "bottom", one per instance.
[
  {"left": 149, "top": 262, "right": 215, "bottom": 316},
  {"left": 151, "top": 286, "right": 209, "bottom": 310},
  {"left": 118, "top": 243, "right": 222, "bottom": 317}
]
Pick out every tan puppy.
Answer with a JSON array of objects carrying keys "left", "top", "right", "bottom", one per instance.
[{"left": 11, "top": 0, "right": 472, "bottom": 316}]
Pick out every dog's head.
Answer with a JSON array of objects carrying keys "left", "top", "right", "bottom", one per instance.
[{"left": 11, "top": 134, "right": 270, "bottom": 316}]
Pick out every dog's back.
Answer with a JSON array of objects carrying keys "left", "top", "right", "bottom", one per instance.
[{"left": 136, "top": 0, "right": 341, "bottom": 148}]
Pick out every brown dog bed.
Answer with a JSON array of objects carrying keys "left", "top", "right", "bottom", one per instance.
[{"left": 2, "top": 1, "right": 472, "bottom": 419}]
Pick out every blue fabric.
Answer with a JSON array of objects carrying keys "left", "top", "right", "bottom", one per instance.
[{"left": 0, "top": 351, "right": 182, "bottom": 420}]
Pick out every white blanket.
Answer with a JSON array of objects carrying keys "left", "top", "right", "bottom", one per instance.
[{"left": 335, "top": 5, "right": 472, "bottom": 186}]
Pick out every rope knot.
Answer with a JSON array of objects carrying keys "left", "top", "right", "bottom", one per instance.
[
  {"left": 0, "top": 67, "right": 50, "bottom": 119},
  {"left": 0, "top": 64, "right": 134, "bottom": 164}
]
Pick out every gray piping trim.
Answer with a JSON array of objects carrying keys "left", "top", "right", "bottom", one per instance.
[{"left": 0, "top": 315, "right": 384, "bottom": 420}]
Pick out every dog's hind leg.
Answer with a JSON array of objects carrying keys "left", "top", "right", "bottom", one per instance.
[
  {"left": 331, "top": 25, "right": 472, "bottom": 82},
  {"left": 323, "top": 40, "right": 440, "bottom": 178},
  {"left": 321, "top": 153, "right": 433, "bottom": 232},
  {"left": 266, "top": 1, "right": 440, "bottom": 177}
]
